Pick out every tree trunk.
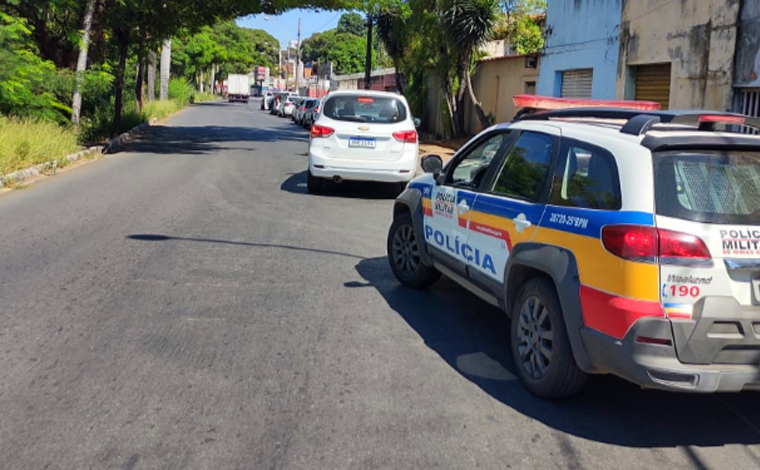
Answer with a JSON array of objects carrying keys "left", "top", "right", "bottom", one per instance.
[
  {"left": 71, "top": 0, "right": 96, "bottom": 125},
  {"left": 135, "top": 35, "right": 146, "bottom": 113},
  {"left": 199, "top": 70, "right": 204, "bottom": 93},
  {"left": 393, "top": 58, "right": 404, "bottom": 94},
  {"left": 210, "top": 64, "right": 216, "bottom": 95},
  {"left": 160, "top": 38, "right": 172, "bottom": 100},
  {"left": 113, "top": 29, "right": 129, "bottom": 136},
  {"left": 465, "top": 68, "right": 490, "bottom": 131},
  {"left": 147, "top": 50, "right": 157, "bottom": 102}
]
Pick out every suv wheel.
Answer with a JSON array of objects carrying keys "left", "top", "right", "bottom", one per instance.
[
  {"left": 306, "top": 170, "right": 324, "bottom": 193},
  {"left": 511, "top": 278, "right": 587, "bottom": 398},
  {"left": 387, "top": 213, "right": 440, "bottom": 289}
]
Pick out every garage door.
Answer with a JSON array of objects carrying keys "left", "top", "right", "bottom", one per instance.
[
  {"left": 635, "top": 63, "right": 671, "bottom": 110},
  {"left": 561, "top": 69, "right": 593, "bottom": 98}
]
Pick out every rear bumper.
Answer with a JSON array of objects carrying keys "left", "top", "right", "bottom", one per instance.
[
  {"left": 582, "top": 313, "right": 760, "bottom": 393},
  {"left": 309, "top": 146, "right": 417, "bottom": 183}
]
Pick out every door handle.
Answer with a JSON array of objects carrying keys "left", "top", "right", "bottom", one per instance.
[{"left": 512, "top": 214, "right": 532, "bottom": 232}]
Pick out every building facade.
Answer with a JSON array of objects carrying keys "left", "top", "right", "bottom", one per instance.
[
  {"left": 615, "top": 0, "right": 741, "bottom": 111},
  {"left": 537, "top": 0, "right": 623, "bottom": 99},
  {"left": 734, "top": 1, "right": 760, "bottom": 117}
]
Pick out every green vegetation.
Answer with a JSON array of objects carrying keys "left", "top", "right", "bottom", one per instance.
[
  {"left": 302, "top": 12, "right": 391, "bottom": 75},
  {"left": 0, "top": 116, "right": 79, "bottom": 175},
  {"left": 375, "top": 0, "right": 545, "bottom": 137}
]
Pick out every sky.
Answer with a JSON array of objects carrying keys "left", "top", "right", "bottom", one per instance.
[{"left": 237, "top": 9, "right": 350, "bottom": 50}]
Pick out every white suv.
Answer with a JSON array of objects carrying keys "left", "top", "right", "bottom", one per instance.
[
  {"left": 387, "top": 105, "right": 760, "bottom": 398},
  {"left": 307, "top": 90, "right": 419, "bottom": 193}
]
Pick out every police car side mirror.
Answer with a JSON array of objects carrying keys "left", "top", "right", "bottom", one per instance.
[
  {"left": 413, "top": 117, "right": 421, "bottom": 128},
  {"left": 421, "top": 154, "right": 443, "bottom": 175}
]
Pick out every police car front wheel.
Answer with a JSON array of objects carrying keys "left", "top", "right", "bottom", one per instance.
[
  {"left": 511, "top": 278, "right": 587, "bottom": 398},
  {"left": 387, "top": 213, "right": 440, "bottom": 289}
]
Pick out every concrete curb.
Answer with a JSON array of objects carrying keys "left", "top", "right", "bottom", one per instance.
[
  {"left": 0, "top": 146, "right": 102, "bottom": 189},
  {"left": 0, "top": 119, "right": 156, "bottom": 189},
  {"left": 102, "top": 118, "right": 157, "bottom": 154}
]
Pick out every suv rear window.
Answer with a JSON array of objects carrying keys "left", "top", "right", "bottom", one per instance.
[
  {"left": 654, "top": 150, "right": 760, "bottom": 224},
  {"left": 322, "top": 95, "right": 407, "bottom": 123}
]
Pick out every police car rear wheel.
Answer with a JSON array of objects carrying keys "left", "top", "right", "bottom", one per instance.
[
  {"left": 511, "top": 278, "right": 587, "bottom": 398},
  {"left": 387, "top": 214, "right": 440, "bottom": 289}
]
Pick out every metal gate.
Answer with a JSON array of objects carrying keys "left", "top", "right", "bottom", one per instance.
[
  {"left": 560, "top": 69, "right": 593, "bottom": 99},
  {"left": 634, "top": 63, "right": 671, "bottom": 110}
]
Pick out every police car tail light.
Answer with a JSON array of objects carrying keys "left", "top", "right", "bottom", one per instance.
[
  {"left": 311, "top": 124, "right": 334, "bottom": 138},
  {"left": 658, "top": 229, "right": 711, "bottom": 262},
  {"left": 602, "top": 226, "right": 711, "bottom": 263},
  {"left": 603, "top": 226, "right": 658, "bottom": 261},
  {"left": 393, "top": 130, "right": 418, "bottom": 143}
]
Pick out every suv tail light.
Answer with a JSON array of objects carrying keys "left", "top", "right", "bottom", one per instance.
[
  {"left": 602, "top": 225, "right": 711, "bottom": 265},
  {"left": 311, "top": 124, "right": 334, "bottom": 138},
  {"left": 393, "top": 130, "right": 418, "bottom": 143}
]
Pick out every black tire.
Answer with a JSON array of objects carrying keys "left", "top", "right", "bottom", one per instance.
[
  {"left": 306, "top": 170, "right": 324, "bottom": 193},
  {"left": 510, "top": 278, "right": 587, "bottom": 398},
  {"left": 387, "top": 213, "right": 441, "bottom": 289}
]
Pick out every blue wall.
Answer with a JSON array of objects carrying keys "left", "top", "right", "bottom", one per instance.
[{"left": 537, "top": 0, "right": 622, "bottom": 99}]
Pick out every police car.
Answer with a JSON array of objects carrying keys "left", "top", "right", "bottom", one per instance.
[{"left": 387, "top": 95, "right": 760, "bottom": 398}]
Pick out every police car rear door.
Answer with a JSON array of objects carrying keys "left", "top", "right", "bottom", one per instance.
[
  {"left": 425, "top": 131, "right": 513, "bottom": 276},
  {"left": 653, "top": 148, "right": 760, "bottom": 324},
  {"left": 466, "top": 129, "right": 559, "bottom": 296}
]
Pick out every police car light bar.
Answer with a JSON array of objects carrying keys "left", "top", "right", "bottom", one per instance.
[{"left": 513, "top": 94, "right": 662, "bottom": 111}]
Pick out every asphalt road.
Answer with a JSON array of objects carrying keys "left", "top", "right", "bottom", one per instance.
[{"left": 2, "top": 101, "right": 760, "bottom": 470}]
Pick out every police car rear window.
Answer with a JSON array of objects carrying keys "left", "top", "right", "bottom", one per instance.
[{"left": 654, "top": 150, "right": 760, "bottom": 224}]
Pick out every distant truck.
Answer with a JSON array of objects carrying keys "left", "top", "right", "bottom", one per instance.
[{"left": 227, "top": 74, "right": 251, "bottom": 103}]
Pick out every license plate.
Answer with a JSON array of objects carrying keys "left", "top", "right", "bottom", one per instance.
[{"left": 349, "top": 137, "right": 376, "bottom": 149}]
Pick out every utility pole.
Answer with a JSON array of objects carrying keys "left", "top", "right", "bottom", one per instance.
[
  {"left": 287, "top": 46, "right": 291, "bottom": 89},
  {"left": 364, "top": 13, "right": 373, "bottom": 90},
  {"left": 278, "top": 49, "right": 282, "bottom": 89},
  {"left": 295, "top": 18, "right": 301, "bottom": 94}
]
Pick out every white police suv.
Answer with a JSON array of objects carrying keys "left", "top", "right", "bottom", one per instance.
[{"left": 387, "top": 100, "right": 760, "bottom": 398}]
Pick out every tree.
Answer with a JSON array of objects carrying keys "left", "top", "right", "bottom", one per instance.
[
  {"left": 337, "top": 12, "right": 365, "bottom": 36},
  {"left": 72, "top": 0, "right": 96, "bottom": 124},
  {"left": 376, "top": 6, "right": 410, "bottom": 92},
  {"left": 160, "top": 38, "right": 171, "bottom": 100},
  {"left": 493, "top": 0, "right": 546, "bottom": 53},
  {"left": 446, "top": 0, "right": 500, "bottom": 131},
  {"left": 302, "top": 29, "right": 373, "bottom": 74}
]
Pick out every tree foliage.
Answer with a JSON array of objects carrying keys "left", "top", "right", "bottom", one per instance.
[{"left": 302, "top": 13, "right": 380, "bottom": 74}]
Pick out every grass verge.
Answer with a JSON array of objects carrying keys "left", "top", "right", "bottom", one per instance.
[
  {"left": 0, "top": 116, "right": 80, "bottom": 176},
  {"left": 193, "top": 92, "right": 219, "bottom": 103}
]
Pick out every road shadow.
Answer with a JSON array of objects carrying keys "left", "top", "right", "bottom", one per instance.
[
  {"left": 349, "top": 256, "right": 760, "bottom": 449},
  {"left": 126, "top": 234, "right": 365, "bottom": 259},
  {"left": 280, "top": 170, "right": 402, "bottom": 200},
  {"left": 121, "top": 120, "right": 308, "bottom": 155}
]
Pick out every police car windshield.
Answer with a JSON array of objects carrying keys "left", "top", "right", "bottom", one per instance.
[{"left": 654, "top": 150, "right": 760, "bottom": 225}]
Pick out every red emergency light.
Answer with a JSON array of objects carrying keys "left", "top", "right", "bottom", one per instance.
[{"left": 513, "top": 94, "right": 662, "bottom": 111}]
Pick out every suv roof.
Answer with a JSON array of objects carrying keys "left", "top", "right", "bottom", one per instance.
[{"left": 511, "top": 108, "right": 760, "bottom": 151}]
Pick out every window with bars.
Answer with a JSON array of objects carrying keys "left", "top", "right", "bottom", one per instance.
[{"left": 737, "top": 88, "right": 760, "bottom": 134}]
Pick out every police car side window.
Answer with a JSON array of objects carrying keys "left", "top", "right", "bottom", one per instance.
[
  {"left": 449, "top": 132, "right": 510, "bottom": 189},
  {"left": 491, "top": 132, "right": 553, "bottom": 201},
  {"left": 550, "top": 140, "right": 621, "bottom": 210}
]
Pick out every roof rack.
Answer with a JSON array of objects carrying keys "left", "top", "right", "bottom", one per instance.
[{"left": 516, "top": 108, "right": 760, "bottom": 136}]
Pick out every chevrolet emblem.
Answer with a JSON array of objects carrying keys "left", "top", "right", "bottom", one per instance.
[{"left": 358, "top": 125, "right": 369, "bottom": 131}]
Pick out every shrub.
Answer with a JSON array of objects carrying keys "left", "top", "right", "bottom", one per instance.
[
  {"left": 0, "top": 116, "right": 79, "bottom": 175},
  {"left": 168, "top": 78, "right": 195, "bottom": 106}
]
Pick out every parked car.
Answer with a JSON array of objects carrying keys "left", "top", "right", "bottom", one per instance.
[
  {"left": 261, "top": 91, "right": 274, "bottom": 110},
  {"left": 307, "top": 90, "right": 419, "bottom": 193},
  {"left": 292, "top": 98, "right": 307, "bottom": 122},
  {"left": 280, "top": 96, "right": 300, "bottom": 117},
  {"left": 386, "top": 99, "right": 760, "bottom": 398},
  {"left": 302, "top": 99, "right": 321, "bottom": 128}
]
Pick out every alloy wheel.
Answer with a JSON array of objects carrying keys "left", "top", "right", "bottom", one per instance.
[
  {"left": 391, "top": 224, "right": 421, "bottom": 277},
  {"left": 517, "top": 296, "right": 553, "bottom": 379}
]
